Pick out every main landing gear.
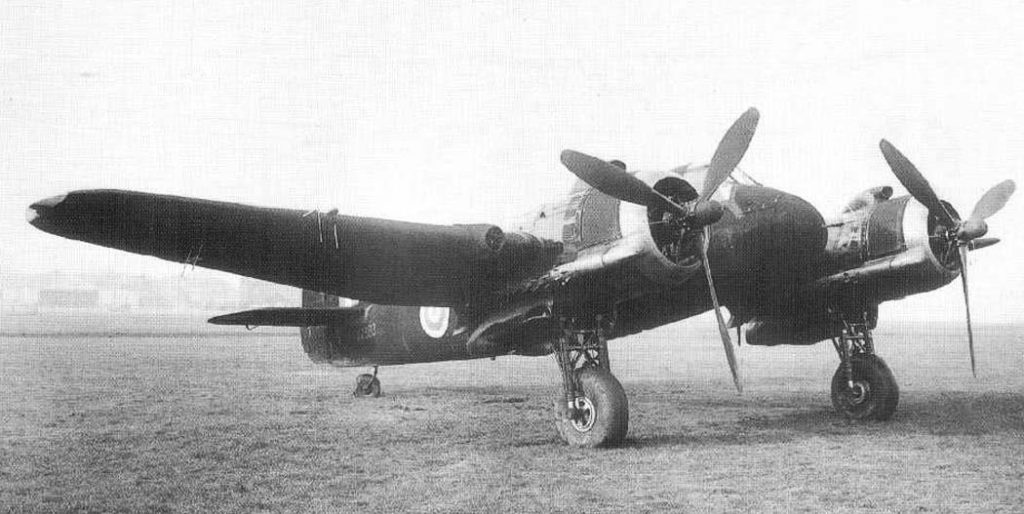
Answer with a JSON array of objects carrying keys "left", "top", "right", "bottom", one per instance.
[
  {"left": 354, "top": 366, "right": 382, "bottom": 398},
  {"left": 830, "top": 315, "right": 899, "bottom": 420},
  {"left": 553, "top": 316, "right": 629, "bottom": 447}
]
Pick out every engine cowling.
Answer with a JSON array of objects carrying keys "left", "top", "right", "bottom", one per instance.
[
  {"left": 550, "top": 170, "right": 708, "bottom": 287},
  {"left": 822, "top": 195, "right": 960, "bottom": 303},
  {"left": 744, "top": 195, "right": 962, "bottom": 347}
]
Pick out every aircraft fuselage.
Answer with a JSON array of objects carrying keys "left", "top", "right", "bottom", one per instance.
[{"left": 306, "top": 167, "right": 834, "bottom": 366}]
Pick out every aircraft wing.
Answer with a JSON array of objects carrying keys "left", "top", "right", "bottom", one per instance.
[{"left": 27, "top": 189, "right": 563, "bottom": 306}]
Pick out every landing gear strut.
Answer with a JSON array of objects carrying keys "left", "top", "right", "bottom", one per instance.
[
  {"left": 830, "top": 314, "right": 898, "bottom": 420},
  {"left": 354, "top": 366, "right": 382, "bottom": 398},
  {"left": 553, "top": 315, "right": 628, "bottom": 447}
]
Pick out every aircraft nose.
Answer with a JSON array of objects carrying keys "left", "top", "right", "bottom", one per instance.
[
  {"left": 710, "top": 184, "right": 827, "bottom": 278},
  {"left": 26, "top": 193, "right": 67, "bottom": 228}
]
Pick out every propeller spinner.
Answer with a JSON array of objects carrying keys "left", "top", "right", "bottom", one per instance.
[
  {"left": 879, "top": 139, "right": 1016, "bottom": 376},
  {"left": 560, "top": 108, "right": 760, "bottom": 393}
]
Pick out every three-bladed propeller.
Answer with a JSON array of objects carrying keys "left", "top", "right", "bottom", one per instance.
[
  {"left": 560, "top": 108, "right": 760, "bottom": 392},
  {"left": 879, "top": 139, "right": 1016, "bottom": 376}
]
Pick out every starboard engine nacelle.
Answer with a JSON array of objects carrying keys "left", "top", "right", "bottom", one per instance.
[
  {"left": 746, "top": 194, "right": 961, "bottom": 347},
  {"left": 821, "top": 195, "right": 961, "bottom": 303}
]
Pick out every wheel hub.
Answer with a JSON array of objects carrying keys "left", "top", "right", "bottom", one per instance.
[
  {"left": 569, "top": 396, "right": 596, "bottom": 432},
  {"left": 847, "top": 381, "right": 870, "bottom": 405}
]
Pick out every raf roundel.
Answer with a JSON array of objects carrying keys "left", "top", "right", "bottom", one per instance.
[{"left": 418, "top": 306, "right": 450, "bottom": 339}]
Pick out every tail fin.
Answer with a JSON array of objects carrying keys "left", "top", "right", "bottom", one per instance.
[
  {"left": 302, "top": 289, "right": 341, "bottom": 309},
  {"left": 299, "top": 290, "right": 370, "bottom": 363}
]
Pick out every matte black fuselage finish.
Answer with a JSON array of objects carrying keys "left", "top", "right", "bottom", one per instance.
[
  {"left": 31, "top": 180, "right": 937, "bottom": 366},
  {"left": 610, "top": 184, "right": 828, "bottom": 337},
  {"left": 705, "top": 185, "right": 829, "bottom": 316},
  {"left": 301, "top": 183, "right": 829, "bottom": 366},
  {"left": 300, "top": 292, "right": 481, "bottom": 366}
]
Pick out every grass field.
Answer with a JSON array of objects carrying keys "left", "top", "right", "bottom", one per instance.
[{"left": 1, "top": 320, "right": 1022, "bottom": 512}]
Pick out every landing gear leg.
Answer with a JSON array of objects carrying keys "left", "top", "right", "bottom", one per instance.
[
  {"left": 354, "top": 366, "right": 382, "bottom": 398},
  {"left": 553, "top": 315, "right": 628, "bottom": 447},
  {"left": 830, "top": 314, "right": 898, "bottom": 420}
]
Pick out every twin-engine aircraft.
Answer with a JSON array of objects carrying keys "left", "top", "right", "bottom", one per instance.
[{"left": 27, "top": 108, "right": 1015, "bottom": 447}]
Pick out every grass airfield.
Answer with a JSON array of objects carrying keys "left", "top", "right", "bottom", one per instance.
[{"left": 2, "top": 321, "right": 1022, "bottom": 513}]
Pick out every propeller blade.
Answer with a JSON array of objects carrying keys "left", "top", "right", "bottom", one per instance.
[
  {"left": 701, "top": 226, "right": 743, "bottom": 393},
  {"left": 879, "top": 140, "right": 957, "bottom": 226},
  {"left": 560, "top": 150, "right": 687, "bottom": 217},
  {"left": 560, "top": 150, "right": 649, "bottom": 205},
  {"left": 957, "top": 219, "right": 989, "bottom": 241},
  {"left": 969, "top": 180, "right": 1016, "bottom": 222},
  {"left": 702, "top": 108, "right": 760, "bottom": 202},
  {"left": 959, "top": 245, "right": 976, "bottom": 378},
  {"left": 958, "top": 180, "right": 1016, "bottom": 241},
  {"left": 968, "top": 237, "right": 1000, "bottom": 251}
]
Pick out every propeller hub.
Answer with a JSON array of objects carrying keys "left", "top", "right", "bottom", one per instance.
[{"left": 685, "top": 200, "right": 725, "bottom": 228}]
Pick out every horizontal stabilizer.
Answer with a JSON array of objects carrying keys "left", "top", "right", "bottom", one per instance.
[{"left": 209, "top": 307, "right": 365, "bottom": 327}]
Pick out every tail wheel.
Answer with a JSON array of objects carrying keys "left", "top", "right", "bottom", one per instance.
[
  {"left": 555, "top": 367, "right": 629, "bottom": 447},
  {"left": 831, "top": 354, "right": 899, "bottom": 421},
  {"left": 354, "top": 373, "right": 381, "bottom": 398}
]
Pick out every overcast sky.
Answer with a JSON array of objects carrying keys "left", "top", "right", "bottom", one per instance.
[{"left": 2, "top": 1, "right": 1022, "bottom": 323}]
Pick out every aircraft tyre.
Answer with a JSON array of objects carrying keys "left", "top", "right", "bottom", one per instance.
[
  {"left": 353, "top": 373, "right": 381, "bottom": 398},
  {"left": 555, "top": 367, "right": 628, "bottom": 448},
  {"left": 830, "top": 354, "right": 899, "bottom": 421}
]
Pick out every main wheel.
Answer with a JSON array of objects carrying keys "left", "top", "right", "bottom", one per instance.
[
  {"left": 555, "top": 367, "right": 629, "bottom": 448},
  {"left": 353, "top": 374, "right": 381, "bottom": 398},
  {"left": 830, "top": 354, "right": 899, "bottom": 421}
]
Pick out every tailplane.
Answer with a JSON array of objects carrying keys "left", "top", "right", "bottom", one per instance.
[{"left": 208, "top": 306, "right": 364, "bottom": 327}]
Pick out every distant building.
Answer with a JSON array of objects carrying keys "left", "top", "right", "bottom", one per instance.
[
  {"left": 37, "top": 289, "right": 99, "bottom": 310},
  {"left": 2, "top": 269, "right": 299, "bottom": 314}
]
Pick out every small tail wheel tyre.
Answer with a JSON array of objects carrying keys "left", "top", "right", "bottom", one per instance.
[
  {"left": 831, "top": 354, "right": 899, "bottom": 421},
  {"left": 555, "top": 367, "right": 629, "bottom": 448},
  {"left": 354, "top": 374, "right": 381, "bottom": 398}
]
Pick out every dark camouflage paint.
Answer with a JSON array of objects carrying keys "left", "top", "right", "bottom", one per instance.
[{"left": 28, "top": 184, "right": 958, "bottom": 365}]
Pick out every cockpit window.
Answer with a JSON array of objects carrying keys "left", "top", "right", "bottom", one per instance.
[
  {"left": 676, "top": 164, "right": 761, "bottom": 189},
  {"left": 729, "top": 167, "right": 761, "bottom": 186}
]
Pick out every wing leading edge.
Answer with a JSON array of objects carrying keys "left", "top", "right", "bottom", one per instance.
[{"left": 28, "top": 190, "right": 562, "bottom": 306}]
